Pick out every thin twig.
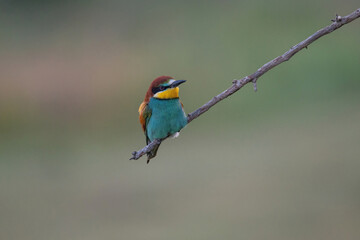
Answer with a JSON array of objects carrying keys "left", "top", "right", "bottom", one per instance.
[
  {"left": 130, "top": 139, "right": 162, "bottom": 160},
  {"left": 130, "top": 8, "right": 360, "bottom": 161}
]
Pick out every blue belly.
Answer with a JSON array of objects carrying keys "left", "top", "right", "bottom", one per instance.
[{"left": 147, "top": 98, "right": 187, "bottom": 141}]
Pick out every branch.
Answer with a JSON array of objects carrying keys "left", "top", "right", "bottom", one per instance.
[{"left": 130, "top": 8, "right": 360, "bottom": 161}]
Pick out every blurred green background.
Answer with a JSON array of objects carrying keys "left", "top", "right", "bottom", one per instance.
[{"left": 1, "top": 1, "right": 360, "bottom": 240}]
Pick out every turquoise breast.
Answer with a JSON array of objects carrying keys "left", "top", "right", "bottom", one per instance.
[{"left": 147, "top": 98, "right": 187, "bottom": 141}]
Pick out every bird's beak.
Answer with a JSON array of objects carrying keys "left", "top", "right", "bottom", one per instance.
[{"left": 170, "top": 80, "right": 186, "bottom": 88}]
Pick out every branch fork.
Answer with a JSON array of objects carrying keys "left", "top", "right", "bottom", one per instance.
[
  {"left": 332, "top": 14, "right": 342, "bottom": 23},
  {"left": 252, "top": 78, "right": 258, "bottom": 92}
]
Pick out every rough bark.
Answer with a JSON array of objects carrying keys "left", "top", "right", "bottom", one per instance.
[{"left": 130, "top": 9, "right": 360, "bottom": 161}]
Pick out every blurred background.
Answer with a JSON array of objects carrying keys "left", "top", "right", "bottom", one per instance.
[{"left": 1, "top": 1, "right": 360, "bottom": 239}]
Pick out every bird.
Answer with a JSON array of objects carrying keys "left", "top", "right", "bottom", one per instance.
[{"left": 138, "top": 76, "right": 188, "bottom": 163}]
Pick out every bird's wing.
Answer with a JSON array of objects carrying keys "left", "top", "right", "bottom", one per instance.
[
  {"left": 138, "top": 101, "right": 152, "bottom": 144},
  {"left": 180, "top": 101, "right": 187, "bottom": 115}
]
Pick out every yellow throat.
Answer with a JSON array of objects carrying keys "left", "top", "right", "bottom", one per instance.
[{"left": 154, "top": 87, "right": 179, "bottom": 99}]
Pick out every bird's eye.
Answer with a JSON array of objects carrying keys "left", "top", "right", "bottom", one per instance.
[{"left": 159, "top": 86, "right": 165, "bottom": 91}]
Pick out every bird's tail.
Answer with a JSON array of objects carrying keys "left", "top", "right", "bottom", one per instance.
[{"left": 147, "top": 142, "right": 161, "bottom": 164}]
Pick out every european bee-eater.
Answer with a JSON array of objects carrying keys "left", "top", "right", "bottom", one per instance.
[{"left": 138, "top": 76, "right": 187, "bottom": 163}]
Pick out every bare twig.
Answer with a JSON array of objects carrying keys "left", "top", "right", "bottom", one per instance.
[
  {"left": 252, "top": 78, "right": 258, "bottom": 92},
  {"left": 130, "top": 8, "right": 360, "bottom": 161},
  {"left": 130, "top": 139, "right": 162, "bottom": 160}
]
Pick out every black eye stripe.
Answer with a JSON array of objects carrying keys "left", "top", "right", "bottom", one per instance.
[{"left": 152, "top": 85, "right": 170, "bottom": 94}]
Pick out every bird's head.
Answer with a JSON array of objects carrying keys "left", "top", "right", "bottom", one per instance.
[{"left": 144, "top": 76, "right": 186, "bottom": 101}]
